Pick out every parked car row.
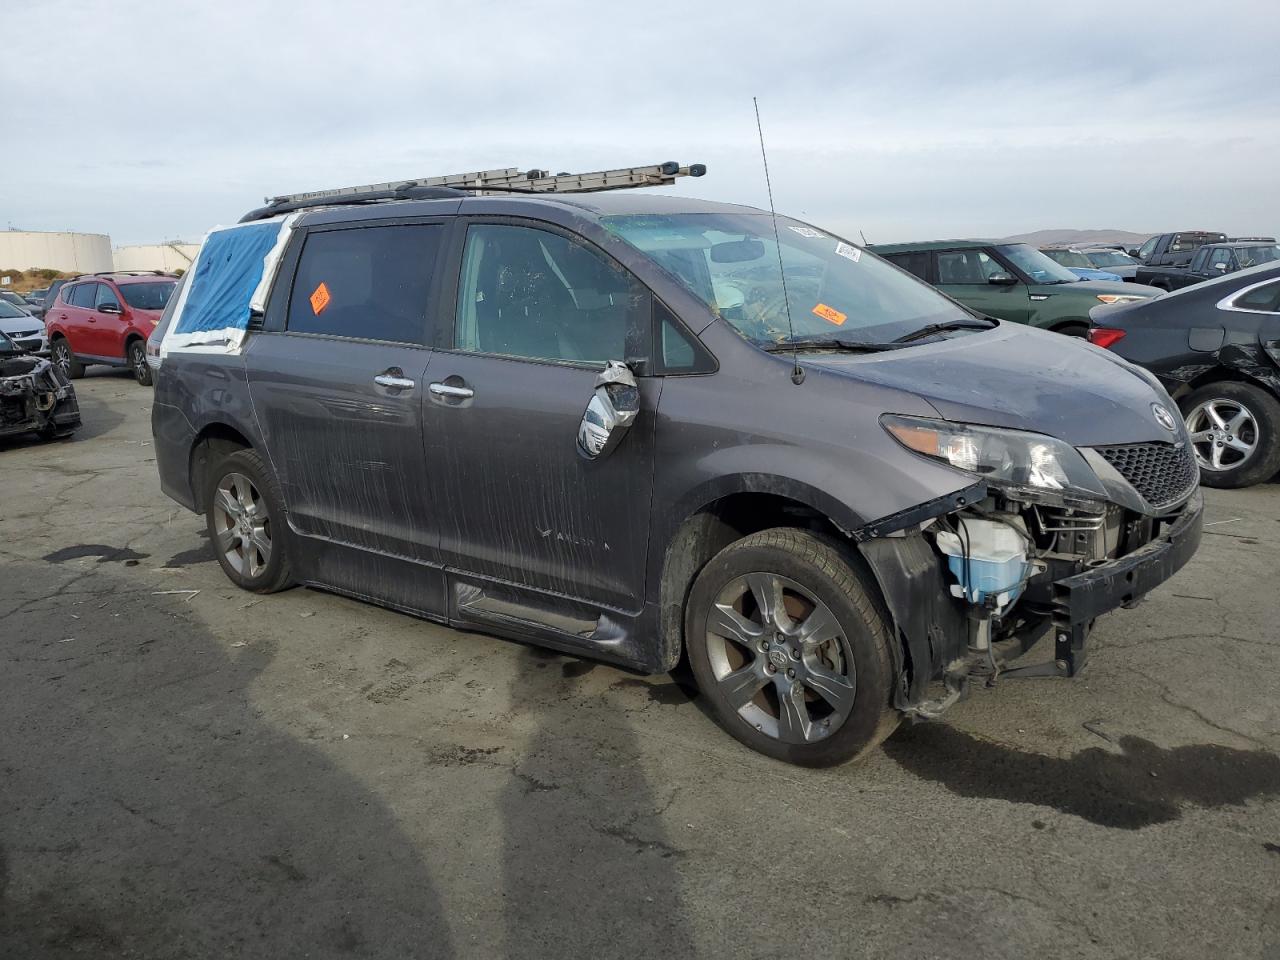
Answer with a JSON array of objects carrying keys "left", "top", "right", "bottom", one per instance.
[
  {"left": 1135, "top": 240, "right": 1279, "bottom": 291},
  {"left": 870, "top": 239, "right": 1160, "bottom": 336}
]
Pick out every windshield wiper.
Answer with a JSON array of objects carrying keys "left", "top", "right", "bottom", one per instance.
[
  {"left": 891, "top": 317, "right": 996, "bottom": 344},
  {"left": 763, "top": 336, "right": 899, "bottom": 353}
]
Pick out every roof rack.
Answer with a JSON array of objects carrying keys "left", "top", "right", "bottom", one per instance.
[
  {"left": 241, "top": 161, "right": 706, "bottom": 223},
  {"left": 85, "top": 270, "right": 175, "bottom": 278}
]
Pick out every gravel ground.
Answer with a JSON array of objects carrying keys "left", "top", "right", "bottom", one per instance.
[{"left": 2, "top": 373, "right": 1278, "bottom": 959}]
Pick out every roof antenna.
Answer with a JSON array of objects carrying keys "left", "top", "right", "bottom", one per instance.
[
  {"left": 753, "top": 96, "right": 804, "bottom": 386},
  {"left": 859, "top": 229, "right": 870, "bottom": 245}
]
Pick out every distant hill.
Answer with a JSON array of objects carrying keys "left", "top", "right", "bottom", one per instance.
[{"left": 1000, "top": 228, "right": 1153, "bottom": 248}]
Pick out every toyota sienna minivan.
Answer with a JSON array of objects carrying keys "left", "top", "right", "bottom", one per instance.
[{"left": 151, "top": 164, "right": 1202, "bottom": 767}]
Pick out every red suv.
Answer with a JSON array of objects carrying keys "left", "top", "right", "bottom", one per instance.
[{"left": 47, "top": 273, "right": 178, "bottom": 385}]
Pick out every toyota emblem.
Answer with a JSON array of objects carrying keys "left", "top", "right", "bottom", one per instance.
[{"left": 1152, "top": 403, "right": 1177, "bottom": 432}]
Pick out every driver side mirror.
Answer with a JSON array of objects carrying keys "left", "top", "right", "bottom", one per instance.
[
  {"left": 987, "top": 272, "right": 1018, "bottom": 286},
  {"left": 577, "top": 360, "right": 639, "bottom": 460},
  {"left": 99, "top": 301, "right": 122, "bottom": 314},
  {"left": 1213, "top": 262, "right": 1228, "bottom": 272}
]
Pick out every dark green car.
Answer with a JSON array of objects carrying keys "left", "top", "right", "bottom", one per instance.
[{"left": 872, "top": 240, "right": 1162, "bottom": 336}]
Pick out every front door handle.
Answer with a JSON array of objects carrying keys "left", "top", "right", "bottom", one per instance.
[
  {"left": 374, "top": 372, "right": 415, "bottom": 390},
  {"left": 428, "top": 382, "right": 474, "bottom": 399}
]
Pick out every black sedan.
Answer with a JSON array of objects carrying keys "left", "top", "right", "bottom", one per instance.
[{"left": 1088, "top": 262, "right": 1280, "bottom": 488}]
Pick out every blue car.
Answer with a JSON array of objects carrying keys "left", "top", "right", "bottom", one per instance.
[{"left": 1040, "top": 247, "right": 1123, "bottom": 282}]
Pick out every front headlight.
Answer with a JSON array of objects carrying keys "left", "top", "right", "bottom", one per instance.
[
  {"left": 1096, "top": 294, "right": 1145, "bottom": 304},
  {"left": 881, "top": 415, "right": 1108, "bottom": 498}
]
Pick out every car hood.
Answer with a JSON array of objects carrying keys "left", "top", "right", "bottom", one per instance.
[
  {"left": 1030, "top": 278, "right": 1162, "bottom": 298},
  {"left": 801, "top": 322, "right": 1177, "bottom": 447},
  {"left": 0, "top": 315, "right": 43, "bottom": 334},
  {"left": 1069, "top": 267, "right": 1124, "bottom": 282}
]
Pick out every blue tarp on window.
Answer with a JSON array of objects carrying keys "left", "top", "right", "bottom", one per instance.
[{"left": 173, "top": 221, "right": 283, "bottom": 336}]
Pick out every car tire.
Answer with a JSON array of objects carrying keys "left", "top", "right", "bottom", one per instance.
[
  {"left": 128, "top": 339, "right": 152, "bottom": 386},
  {"left": 1055, "top": 322, "right": 1088, "bottom": 338},
  {"left": 51, "top": 338, "right": 83, "bottom": 379},
  {"left": 1181, "top": 382, "right": 1280, "bottom": 489},
  {"left": 684, "top": 527, "right": 899, "bottom": 767},
  {"left": 203, "top": 447, "right": 295, "bottom": 593}
]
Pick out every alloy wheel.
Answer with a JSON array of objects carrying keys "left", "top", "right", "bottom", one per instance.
[
  {"left": 131, "top": 343, "right": 148, "bottom": 379},
  {"left": 703, "top": 572, "right": 856, "bottom": 744},
  {"left": 53, "top": 341, "right": 70, "bottom": 373},
  {"left": 1186, "top": 399, "right": 1258, "bottom": 472},
  {"left": 212, "top": 472, "right": 273, "bottom": 578}
]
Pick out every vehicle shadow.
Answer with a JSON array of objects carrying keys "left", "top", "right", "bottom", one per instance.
[
  {"left": 0, "top": 561, "right": 455, "bottom": 959},
  {"left": 499, "top": 648, "right": 696, "bottom": 959}
]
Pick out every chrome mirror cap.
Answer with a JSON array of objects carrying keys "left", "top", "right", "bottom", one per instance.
[{"left": 577, "top": 360, "right": 639, "bottom": 460}]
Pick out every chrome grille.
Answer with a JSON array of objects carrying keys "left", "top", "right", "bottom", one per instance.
[{"left": 1095, "top": 442, "right": 1198, "bottom": 509}]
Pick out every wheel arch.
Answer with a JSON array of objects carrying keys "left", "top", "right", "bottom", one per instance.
[
  {"left": 654, "top": 480, "right": 871, "bottom": 672},
  {"left": 188, "top": 421, "right": 255, "bottom": 512}
]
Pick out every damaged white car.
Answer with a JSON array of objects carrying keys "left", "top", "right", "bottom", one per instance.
[{"left": 0, "top": 331, "right": 81, "bottom": 442}]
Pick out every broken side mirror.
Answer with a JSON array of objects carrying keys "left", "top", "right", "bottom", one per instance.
[{"left": 577, "top": 360, "right": 639, "bottom": 460}]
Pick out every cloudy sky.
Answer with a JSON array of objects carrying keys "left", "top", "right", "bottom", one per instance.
[{"left": 3, "top": 0, "right": 1277, "bottom": 246}]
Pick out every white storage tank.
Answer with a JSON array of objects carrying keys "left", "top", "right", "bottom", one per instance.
[
  {"left": 0, "top": 230, "right": 113, "bottom": 273},
  {"left": 113, "top": 243, "right": 200, "bottom": 273}
]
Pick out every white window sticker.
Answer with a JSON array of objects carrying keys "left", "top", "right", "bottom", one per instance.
[
  {"left": 788, "top": 226, "right": 823, "bottom": 239},
  {"left": 835, "top": 241, "right": 862, "bottom": 263}
]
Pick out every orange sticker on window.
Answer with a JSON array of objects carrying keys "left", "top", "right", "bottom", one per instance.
[
  {"left": 309, "top": 282, "right": 331, "bottom": 315},
  {"left": 812, "top": 302, "right": 846, "bottom": 326}
]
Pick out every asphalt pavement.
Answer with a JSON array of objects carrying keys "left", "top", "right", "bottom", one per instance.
[{"left": 2, "top": 373, "right": 1278, "bottom": 959}]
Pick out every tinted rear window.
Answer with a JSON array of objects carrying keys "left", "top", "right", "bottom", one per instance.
[
  {"left": 67, "top": 283, "right": 98, "bottom": 308},
  {"left": 287, "top": 224, "right": 443, "bottom": 343},
  {"left": 119, "top": 280, "right": 176, "bottom": 310},
  {"left": 882, "top": 251, "right": 931, "bottom": 282}
]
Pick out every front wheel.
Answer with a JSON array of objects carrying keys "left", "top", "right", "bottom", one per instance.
[
  {"left": 204, "top": 448, "right": 294, "bottom": 593},
  {"left": 1182, "top": 382, "right": 1280, "bottom": 488},
  {"left": 685, "top": 528, "right": 899, "bottom": 767},
  {"left": 128, "top": 339, "right": 152, "bottom": 386}
]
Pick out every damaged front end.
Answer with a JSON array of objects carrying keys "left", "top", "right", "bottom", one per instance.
[
  {"left": 0, "top": 352, "right": 81, "bottom": 441},
  {"left": 858, "top": 416, "right": 1203, "bottom": 720}
]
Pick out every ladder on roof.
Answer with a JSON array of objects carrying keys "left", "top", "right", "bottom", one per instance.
[{"left": 266, "top": 161, "right": 707, "bottom": 205}]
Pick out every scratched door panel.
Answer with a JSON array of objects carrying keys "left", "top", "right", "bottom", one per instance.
[
  {"left": 423, "top": 352, "right": 658, "bottom": 613},
  {"left": 246, "top": 332, "right": 436, "bottom": 562}
]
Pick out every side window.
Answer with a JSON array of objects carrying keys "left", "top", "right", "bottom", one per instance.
[
  {"left": 286, "top": 224, "right": 442, "bottom": 343},
  {"left": 935, "top": 250, "right": 1008, "bottom": 284},
  {"left": 1191, "top": 249, "right": 1208, "bottom": 272},
  {"left": 95, "top": 283, "right": 121, "bottom": 310},
  {"left": 454, "top": 223, "right": 647, "bottom": 365},
  {"left": 1232, "top": 280, "right": 1280, "bottom": 312},
  {"left": 1137, "top": 237, "right": 1158, "bottom": 261},
  {"left": 884, "top": 251, "right": 930, "bottom": 282},
  {"left": 68, "top": 283, "right": 98, "bottom": 308},
  {"left": 1208, "top": 248, "right": 1234, "bottom": 272}
]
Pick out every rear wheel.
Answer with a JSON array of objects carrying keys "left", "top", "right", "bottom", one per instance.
[
  {"left": 685, "top": 528, "right": 899, "bottom": 767},
  {"left": 51, "top": 338, "right": 83, "bottom": 379},
  {"left": 1182, "top": 382, "right": 1280, "bottom": 488},
  {"left": 128, "top": 339, "right": 152, "bottom": 386},
  {"left": 204, "top": 448, "right": 294, "bottom": 593}
]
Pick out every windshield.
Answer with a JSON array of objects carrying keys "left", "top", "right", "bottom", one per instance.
[
  {"left": 1234, "top": 245, "right": 1280, "bottom": 268},
  {"left": 995, "top": 244, "right": 1080, "bottom": 284},
  {"left": 119, "top": 281, "right": 176, "bottom": 310},
  {"left": 1086, "top": 250, "right": 1136, "bottom": 267},
  {"left": 602, "top": 213, "right": 974, "bottom": 345},
  {"left": 0, "top": 298, "right": 28, "bottom": 319},
  {"left": 1041, "top": 249, "right": 1092, "bottom": 269}
]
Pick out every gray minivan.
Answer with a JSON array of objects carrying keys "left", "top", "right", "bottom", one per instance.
[{"left": 151, "top": 175, "right": 1202, "bottom": 766}]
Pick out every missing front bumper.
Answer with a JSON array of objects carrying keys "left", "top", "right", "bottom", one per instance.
[{"left": 1002, "top": 489, "right": 1204, "bottom": 678}]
